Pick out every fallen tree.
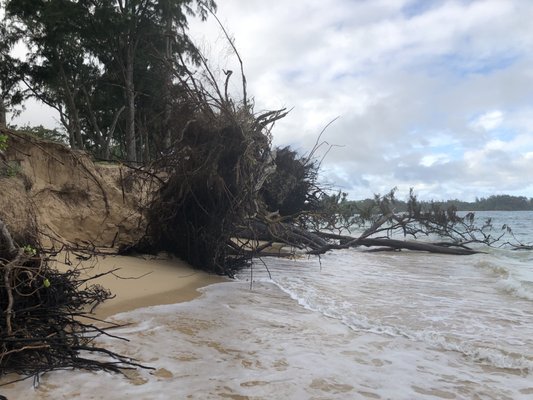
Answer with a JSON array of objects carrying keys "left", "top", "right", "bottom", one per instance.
[
  {"left": 141, "top": 117, "right": 280, "bottom": 275},
  {"left": 231, "top": 188, "right": 528, "bottom": 258},
  {"left": 128, "top": 27, "right": 292, "bottom": 275},
  {"left": 2, "top": 14, "right": 528, "bottom": 387},
  {"left": 132, "top": 44, "right": 528, "bottom": 274},
  {"left": 104, "top": 9, "right": 530, "bottom": 272},
  {"left": 310, "top": 236, "right": 483, "bottom": 255}
]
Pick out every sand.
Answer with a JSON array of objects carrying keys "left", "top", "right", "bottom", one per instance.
[
  {"left": 55, "top": 253, "right": 226, "bottom": 319},
  {"left": 0, "top": 130, "right": 227, "bottom": 319}
]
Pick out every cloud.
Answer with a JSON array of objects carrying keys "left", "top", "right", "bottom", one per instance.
[
  {"left": 469, "top": 110, "right": 504, "bottom": 131},
  {"left": 10, "top": 0, "right": 533, "bottom": 201}
]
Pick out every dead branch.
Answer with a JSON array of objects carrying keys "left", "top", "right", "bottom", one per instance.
[
  {"left": 0, "top": 219, "right": 16, "bottom": 260},
  {"left": 1, "top": 221, "right": 150, "bottom": 380},
  {"left": 203, "top": 3, "right": 248, "bottom": 107}
]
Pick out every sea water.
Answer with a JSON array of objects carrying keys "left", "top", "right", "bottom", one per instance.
[{"left": 2, "top": 211, "right": 533, "bottom": 399}]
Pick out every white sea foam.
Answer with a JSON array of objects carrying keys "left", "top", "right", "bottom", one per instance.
[
  {"left": 4, "top": 281, "right": 533, "bottom": 400},
  {"left": 496, "top": 276, "right": 533, "bottom": 301},
  {"left": 3, "top": 212, "right": 533, "bottom": 399},
  {"left": 474, "top": 254, "right": 533, "bottom": 301},
  {"left": 267, "top": 271, "right": 533, "bottom": 372},
  {"left": 238, "top": 237, "right": 533, "bottom": 376}
]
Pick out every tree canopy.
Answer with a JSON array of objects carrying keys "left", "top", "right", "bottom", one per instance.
[
  {"left": 342, "top": 194, "right": 533, "bottom": 213},
  {"left": 1, "top": 0, "right": 216, "bottom": 159}
]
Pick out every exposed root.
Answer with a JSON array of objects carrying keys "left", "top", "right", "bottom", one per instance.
[{"left": 0, "top": 219, "right": 151, "bottom": 382}]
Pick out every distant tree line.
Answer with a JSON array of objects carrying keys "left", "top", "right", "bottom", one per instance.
[{"left": 347, "top": 194, "right": 533, "bottom": 213}]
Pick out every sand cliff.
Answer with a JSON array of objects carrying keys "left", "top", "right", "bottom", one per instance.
[
  {"left": 0, "top": 127, "right": 224, "bottom": 322},
  {"left": 0, "top": 128, "right": 149, "bottom": 250}
]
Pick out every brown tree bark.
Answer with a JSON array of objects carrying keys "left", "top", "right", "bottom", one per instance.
[
  {"left": 58, "top": 62, "right": 84, "bottom": 150},
  {"left": 125, "top": 40, "right": 137, "bottom": 162},
  {"left": 162, "top": 11, "right": 173, "bottom": 150},
  {"left": 0, "top": 218, "right": 17, "bottom": 260},
  {"left": 0, "top": 99, "right": 6, "bottom": 127}
]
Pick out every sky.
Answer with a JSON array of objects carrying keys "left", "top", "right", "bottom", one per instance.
[{"left": 10, "top": 0, "right": 533, "bottom": 201}]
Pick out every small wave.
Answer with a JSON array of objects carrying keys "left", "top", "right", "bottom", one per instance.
[
  {"left": 430, "top": 335, "right": 533, "bottom": 373},
  {"left": 496, "top": 278, "right": 533, "bottom": 301},
  {"left": 475, "top": 260, "right": 510, "bottom": 277},
  {"left": 474, "top": 260, "right": 533, "bottom": 301},
  {"left": 269, "top": 279, "right": 533, "bottom": 373}
]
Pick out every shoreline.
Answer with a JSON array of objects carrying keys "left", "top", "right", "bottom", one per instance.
[{"left": 54, "top": 253, "right": 227, "bottom": 320}]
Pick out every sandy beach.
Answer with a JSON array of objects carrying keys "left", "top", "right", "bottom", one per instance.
[
  {"left": 2, "top": 245, "right": 533, "bottom": 399},
  {"left": 54, "top": 253, "right": 226, "bottom": 319}
]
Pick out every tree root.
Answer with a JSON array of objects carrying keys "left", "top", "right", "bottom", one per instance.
[{"left": 1, "top": 218, "right": 151, "bottom": 382}]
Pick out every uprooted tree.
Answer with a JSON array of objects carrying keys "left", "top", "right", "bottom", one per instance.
[
  {"left": 2, "top": 1, "right": 531, "bottom": 386},
  {"left": 130, "top": 38, "right": 530, "bottom": 266},
  {"left": 130, "top": 39, "right": 530, "bottom": 277}
]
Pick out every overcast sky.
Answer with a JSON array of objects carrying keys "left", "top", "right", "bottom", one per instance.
[{"left": 11, "top": 0, "right": 533, "bottom": 201}]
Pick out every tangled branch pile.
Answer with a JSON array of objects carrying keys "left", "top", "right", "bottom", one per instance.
[
  {"left": 135, "top": 59, "right": 504, "bottom": 272},
  {"left": 305, "top": 189, "right": 517, "bottom": 255},
  {"left": 0, "top": 219, "right": 145, "bottom": 381},
  {"left": 142, "top": 107, "right": 288, "bottom": 275}
]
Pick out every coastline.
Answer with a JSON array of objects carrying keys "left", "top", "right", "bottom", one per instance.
[
  {"left": 55, "top": 253, "right": 227, "bottom": 319},
  {"left": 0, "top": 253, "right": 227, "bottom": 395},
  {"left": 2, "top": 246, "right": 533, "bottom": 399}
]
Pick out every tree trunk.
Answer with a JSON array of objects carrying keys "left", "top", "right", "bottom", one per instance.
[
  {"left": 309, "top": 233, "right": 482, "bottom": 256},
  {"left": 356, "top": 238, "right": 482, "bottom": 255},
  {"left": 58, "top": 108, "right": 75, "bottom": 148},
  {"left": 103, "top": 106, "right": 125, "bottom": 159},
  {"left": 125, "top": 41, "right": 136, "bottom": 162},
  {"left": 237, "top": 220, "right": 328, "bottom": 250},
  {"left": 58, "top": 62, "right": 84, "bottom": 150},
  {"left": 142, "top": 115, "right": 150, "bottom": 162},
  {"left": 162, "top": 13, "right": 173, "bottom": 150},
  {"left": 82, "top": 86, "right": 104, "bottom": 154},
  {"left": 0, "top": 99, "right": 6, "bottom": 127}
]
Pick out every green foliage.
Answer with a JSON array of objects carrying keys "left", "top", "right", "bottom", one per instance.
[
  {"left": 15, "top": 124, "right": 68, "bottom": 144},
  {"left": 315, "top": 191, "right": 361, "bottom": 231},
  {"left": 22, "top": 244, "right": 37, "bottom": 257},
  {"left": 348, "top": 193, "right": 533, "bottom": 213},
  {"left": 4, "top": 0, "right": 217, "bottom": 160},
  {"left": 261, "top": 147, "right": 318, "bottom": 217},
  {"left": 471, "top": 195, "right": 532, "bottom": 211},
  {"left": 318, "top": 189, "right": 532, "bottom": 242},
  {"left": 0, "top": 161, "right": 21, "bottom": 177},
  {"left": 1, "top": 15, "right": 26, "bottom": 119},
  {"left": 0, "top": 134, "right": 7, "bottom": 151}
]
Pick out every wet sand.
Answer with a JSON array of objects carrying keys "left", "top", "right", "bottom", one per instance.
[{"left": 54, "top": 253, "right": 227, "bottom": 319}]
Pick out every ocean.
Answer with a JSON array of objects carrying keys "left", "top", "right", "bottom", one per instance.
[{"left": 3, "top": 211, "right": 533, "bottom": 399}]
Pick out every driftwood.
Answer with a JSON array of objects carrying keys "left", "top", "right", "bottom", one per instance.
[
  {"left": 308, "top": 230, "right": 483, "bottom": 255},
  {"left": 237, "top": 212, "right": 484, "bottom": 256},
  {"left": 236, "top": 221, "right": 327, "bottom": 251},
  {"left": 357, "top": 238, "right": 481, "bottom": 255},
  {"left": 307, "top": 212, "right": 393, "bottom": 254},
  {"left": 0, "top": 218, "right": 151, "bottom": 382},
  {"left": 512, "top": 245, "right": 533, "bottom": 251},
  {"left": 240, "top": 227, "right": 482, "bottom": 256},
  {"left": 237, "top": 190, "right": 528, "bottom": 260}
]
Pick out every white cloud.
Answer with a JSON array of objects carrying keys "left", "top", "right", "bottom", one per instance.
[
  {"left": 469, "top": 110, "right": 504, "bottom": 131},
  {"left": 420, "top": 153, "right": 450, "bottom": 167},
  {"left": 10, "top": 0, "right": 533, "bottom": 200}
]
